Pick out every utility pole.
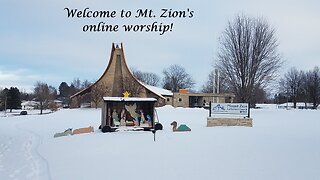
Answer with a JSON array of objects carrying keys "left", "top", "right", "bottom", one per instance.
[
  {"left": 212, "top": 70, "right": 215, "bottom": 103},
  {"left": 213, "top": 69, "right": 220, "bottom": 103},
  {"left": 216, "top": 69, "right": 220, "bottom": 94}
]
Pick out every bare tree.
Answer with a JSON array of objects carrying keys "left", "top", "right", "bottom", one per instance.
[
  {"left": 162, "top": 64, "right": 195, "bottom": 92},
  {"left": 216, "top": 14, "right": 282, "bottom": 105},
  {"left": 49, "top": 85, "right": 57, "bottom": 99},
  {"left": 251, "top": 85, "right": 270, "bottom": 104},
  {"left": 132, "top": 69, "right": 160, "bottom": 86},
  {"left": 91, "top": 82, "right": 110, "bottom": 108},
  {"left": 201, "top": 71, "right": 215, "bottom": 93},
  {"left": 305, "top": 66, "right": 320, "bottom": 109},
  {"left": 71, "top": 78, "right": 82, "bottom": 91},
  {"left": 34, "top": 82, "right": 51, "bottom": 114},
  {"left": 82, "top": 79, "right": 92, "bottom": 89},
  {"left": 279, "top": 68, "right": 305, "bottom": 108},
  {"left": 201, "top": 69, "right": 229, "bottom": 93},
  {"left": 274, "top": 93, "right": 287, "bottom": 104}
]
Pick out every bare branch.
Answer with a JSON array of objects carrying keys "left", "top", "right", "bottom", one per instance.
[{"left": 216, "top": 14, "right": 283, "bottom": 104}]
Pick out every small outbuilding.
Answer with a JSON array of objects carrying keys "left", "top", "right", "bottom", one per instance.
[{"left": 101, "top": 97, "right": 157, "bottom": 131}]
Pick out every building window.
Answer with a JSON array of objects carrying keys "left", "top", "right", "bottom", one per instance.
[
  {"left": 178, "top": 98, "right": 182, "bottom": 102},
  {"left": 167, "top": 98, "right": 170, "bottom": 102}
]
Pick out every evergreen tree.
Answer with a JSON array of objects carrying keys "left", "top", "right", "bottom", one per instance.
[
  {"left": 59, "top": 82, "right": 70, "bottom": 97},
  {"left": 7, "top": 87, "right": 21, "bottom": 112},
  {"left": 0, "top": 88, "right": 9, "bottom": 111},
  {"left": 58, "top": 82, "right": 71, "bottom": 106}
]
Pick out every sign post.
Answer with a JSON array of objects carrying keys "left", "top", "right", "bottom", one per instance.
[
  {"left": 207, "top": 102, "right": 252, "bottom": 127},
  {"left": 210, "top": 103, "right": 250, "bottom": 117}
]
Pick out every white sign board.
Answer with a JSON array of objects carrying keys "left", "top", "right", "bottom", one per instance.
[{"left": 211, "top": 103, "right": 249, "bottom": 116}]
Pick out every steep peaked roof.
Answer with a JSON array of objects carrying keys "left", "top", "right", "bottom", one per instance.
[{"left": 70, "top": 43, "right": 166, "bottom": 100}]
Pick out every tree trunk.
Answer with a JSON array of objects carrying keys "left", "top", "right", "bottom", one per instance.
[
  {"left": 293, "top": 100, "right": 297, "bottom": 109},
  {"left": 40, "top": 101, "right": 43, "bottom": 115}
]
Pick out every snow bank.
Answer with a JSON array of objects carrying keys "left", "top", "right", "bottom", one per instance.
[
  {"left": 0, "top": 107, "right": 320, "bottom": 180},
  {"left": 255, "top": 104, "right": 278, "bottom": 109}
]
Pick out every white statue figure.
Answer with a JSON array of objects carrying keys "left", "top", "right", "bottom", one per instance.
[
  {"left": 140, "top": 110, "right": 146, "bottom": 124},
  {"left": 125, "top": 103, "right": 140, "bottom": 119},
  {"left": 125, "top": 103, "right": 141, "bottom": 126},
  {"left": 112, "top": 109, "right": 120, "bottom": 126},
  {"left": 120, "top": 108, "right": 126, "bottom": 126},
  {"left": 147, "top": 114, "right": 152, "bottom": 127}
]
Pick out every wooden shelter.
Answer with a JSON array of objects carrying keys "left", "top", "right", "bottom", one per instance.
[{"left": 101, "top": 97, "right": 157, "bottom": 130}]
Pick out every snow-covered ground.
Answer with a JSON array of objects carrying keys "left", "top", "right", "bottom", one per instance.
[{"left": 0, "top": 106, "right": 319, "bottom": 180}]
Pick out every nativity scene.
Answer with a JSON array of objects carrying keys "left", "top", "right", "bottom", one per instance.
[{"left": 101, "top": 96, "right": 158, "bottom": 132}]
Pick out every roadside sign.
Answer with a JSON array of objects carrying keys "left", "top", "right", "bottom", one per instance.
[{"left": 210, "top": 103, "right": 249, "bottom": 117}]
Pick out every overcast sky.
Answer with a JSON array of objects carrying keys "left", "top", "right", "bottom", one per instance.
[{"left": 1, "top": 0, "right": 319, "bottom": 93}]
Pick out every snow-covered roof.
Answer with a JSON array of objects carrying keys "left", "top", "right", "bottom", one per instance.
[
  {"left": 144, "top": 84, "right": 173, "bottom": 96},
  {"left": 21, "top": 101, "right": 39, "bottom": 106},
  {"left": 103, "top": 97, "right": 157, "bottom": 102},
  {"left": 278, "top": 102, "right": 314, "bottom": 107}
]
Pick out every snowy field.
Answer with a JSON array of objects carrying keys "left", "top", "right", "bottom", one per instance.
[{"left": 0, "top": 106, "right": 320, "bottom": 180}]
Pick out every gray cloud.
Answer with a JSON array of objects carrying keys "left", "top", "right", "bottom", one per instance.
[{"left": 0, "top": 0, "right": 319, "bottom": 90}]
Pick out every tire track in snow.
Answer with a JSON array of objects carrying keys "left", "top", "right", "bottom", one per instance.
[
  {"left": 0, "top": 136, "right": 13, "bottom": 172},
  {"left": 15, "top": 121, "right": 52, "bottom": 180},
  {"left": 0, "top": 118, "right": 51, "bottom": 180}
]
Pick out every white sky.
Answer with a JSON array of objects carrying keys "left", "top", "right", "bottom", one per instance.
[{"left": 1, "top": 0, "right": 319, "bottom": 92}]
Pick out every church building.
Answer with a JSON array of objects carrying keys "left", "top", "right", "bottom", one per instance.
[
  {"left": 70, "top": 43, "right": 234, "bottom": 108},
  {"left": 70, "top": 43, "right": 167, "bottom": 108}
]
